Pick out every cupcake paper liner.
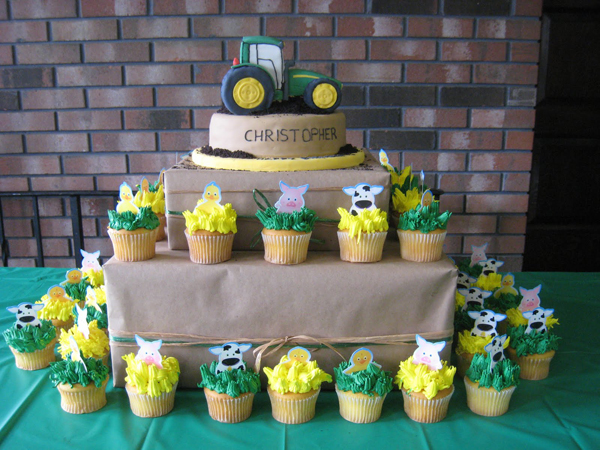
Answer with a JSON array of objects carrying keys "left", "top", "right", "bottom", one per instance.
[
  {"left": 184, "top": 229, "right": 234, "bottom": 264},
  {"left": 108, "top": 227, "right": 158, "bottom": 262},
  {"left": 506, "top": 348, "right": 555, "bottom": 380},
  {"left": 337, "top": 230, "right": 387, "bottom": 263},
  {"left": 267, "top": 387, "right": 320, "bottom": 424},
  {"left": 401, "top": 385, "right": 454, "bottom": 423},
  {"left": 261, "top": 231, "right": 311, "bottom": 265},
  {"left": 125, "top": 382, "right": 177, "bottom": 418},
  {"left": 464, "top": 377, "right": 516, "bottom": 416},
  {"left": 10, "top": 337, "right": 57, "bottom": 371},
  {"left": 397, "top": 229, "right": 447, "bottom": 262},
  {"left": 335, "top": 385, "right": 386, "bottom": 423},
  {"left": 51, "top": 317, "right": 74, "bottom": 332},
  {"left": 56, "top": 377, "right": 108, "bottom": 414},
  {"left": 156, "top": 213, "right": 167, "bottom": 242},
  {"left": 203, "top": 388, "right": 255, "bottom": 423}
]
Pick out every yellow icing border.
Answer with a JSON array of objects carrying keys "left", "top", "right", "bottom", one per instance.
[{"left": 191, "top": 147, "right": 366, "bottom": 172}]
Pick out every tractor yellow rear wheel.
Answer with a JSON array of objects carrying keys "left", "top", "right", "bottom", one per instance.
[{"left": 233, "top": 77, "right": 265, "bottom": 110}]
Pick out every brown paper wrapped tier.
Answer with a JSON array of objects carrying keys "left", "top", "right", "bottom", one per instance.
[
  {"left": 203, "top": 388, "right": 255, "bottom": 423},
  {"left": 398, "top": 228, "right": 447, "bottom": 263},
  {"left": 9, "top": 337, "right": 57, "bottom": 371},
  {"left": 184, "top": 229, "right": 234, "bottom": 264},
  {"left": 261, "top": 228, "right": 311, "bottom": 265},
  {"left": 506, "top": 347, "right": 555, "bottom": 380},
  {"left": 56, "top": 377, "right": 108, "bottom": 414},
  {"left": 401, "top": 385, "right": 454, "bottom": 423},
  {"left": 107, "top": 227, "right": 158, "bottom": 262},
  {"left": 267, "top": 387, "right": 320, "bottom": 424}
]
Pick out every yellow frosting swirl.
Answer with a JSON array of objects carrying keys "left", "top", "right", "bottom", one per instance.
[
  {"left": 475, "top": 272, "right": 502, "bottom": 292},
  {"left": 86, "top": 285, "right": 106, "bottom": 306},
  {"left": 36, "top": 296, "right": 75, "bottom": 321},
  {"left": 58, "top": 320, "right": 110, "bottom": 360},
  {"left": 392, "top": 187, "right": 421, "bottom": 214},
  {"left": 456, "top": 330, "right": 493, "bottom": 355},
  {"left": 455, "top": 291, "right": 466, "bottom": 311},
  {"left": 264, "top": 355, "right": 332, "bottom": 394},
  {"left": 390, "top": 166, "right": 412, "bottom": 190},
  {"left": 133, "top": 184, "right": 165, "bottom": 215},
  {"left": 183, "top": 203, "right": 237, "bottom": 234},
  {"left": 337, "top": 208, "right": 389, "bottom": 241},
  {"left": 82, "top": 268, "right": 104, "bottom": 287},
  {"left": 122, "top": 353, "right": 180, "bottom": 398},
  {"left": 395, "top": 356, "right": 456, "bottom": 400},
  {"left": 505, "top": 308, "right": 559, "bottom": 329}
]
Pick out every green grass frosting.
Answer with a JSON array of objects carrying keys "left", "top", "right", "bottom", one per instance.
[
  {"left": 108, "top": 206, "right": 159, "bottom": 231},
  {"left": 397, "top": 202, "right": 451, "bottom": 233},
  {"left": 63, "top": 279, "right": 91, "bottom": 302},
  {"left": 334, "top": 362, "right": 393, "bottom": 397},
  {"left": 73, "top": 303, "right": 108, "bottom": 330},
  {"left": 198, "top": 361, "right": 261, "bottom": 398},
  {"left": 466, "top": 352, "right": 520, "bottom": 391},
  {"left": 255, "top": 206, "right": 317, "bottom": 233},
  {"left": 49, "top": 357, "right": 109, "bottom": 388},
  {"left": 3, "top": 320, "right": 56, "bottom": 353},
  {"left": 484, "top": 292, "right": 522, "bottom": 313},
  {"left": 508, "top": 325, "right": 560, "bottom": 356}
]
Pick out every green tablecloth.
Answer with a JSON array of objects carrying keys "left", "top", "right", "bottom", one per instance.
[{"left": 1, "top": 268, "right": 599, "bottom": 449}]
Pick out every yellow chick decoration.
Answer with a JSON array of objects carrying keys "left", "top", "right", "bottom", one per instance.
[
  {"left": 193, "top": 182, "right": 224, "bottom": 215},
  {"left": 140, "top": 177, "right": 150, "bottom": 193},
  {"left": 48, "top": 285, "right": 69, "bottom": 302},
  {"left": 419, "top": 189, "right": 434, "bottom": 209},
  {"left": 283, "top": 346, "right": 311, "bottom": 369},
  {"left": 379, "top": 149, "right": 394, "bottom": 173},
  {"left": 65, "top": 269, "right": 82, "bottom": 284},
  {"left": 343, "top": 348, "right": 381, "bottom": 375},
  {"left": 116, "top": 182, "right": 140, "bottom": 214},
  {"left": 494, "top": 273, "right": 519, "bottom": 298}
]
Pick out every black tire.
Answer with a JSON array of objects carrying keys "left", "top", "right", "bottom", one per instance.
[
  {"left": 221, "top": 66, "right": 274, "bottom": 115},
  {"left": 303, "top": 79, "right": 342, "bottom": 113}
]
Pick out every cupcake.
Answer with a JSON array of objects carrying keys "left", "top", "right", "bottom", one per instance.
[
  {"left": 198, "top": 343, "right": 260, "bottom": 423},
  {"left": 36, "top": 285, "right": 76, "bottom": 331},
  {"left": 80, "top": 249, "right": 104, "bottom": 287},
  {"left": 255, "top": 183, "right": 317, "bottom": 265},
  {"left": 506, "top": 310, "right": 559, "bottom": 380},
  {"left": 464, "top": 337, "right": 520, "bottom": 416},
  {"left": 123, "top": 335, "right": 180, "bottom": 417},
  {"left": 334, "top": 348, "right": 393, "bottom": 423},
  {"left": 337, "top": 208, "right": 389, "bottom": 263},
  {"left": 182, "top": 184, "right": 237, "bottom": 264},
  {"left": 395, "top": 335, "right": 456, "bottom": 423},
  {"left": 62, "top": 269, "right": 91, "bottom": 307},
  {"left": 397, "top": 200, "right": 451, "bottom": 262},
  {"left": 263, "top": 346, "right": 332, "bottom": 424},
  {"left": 378, "top": 154, "right": 422, "bottom": 229},
  {"left": 58, "top": 318, "right": 110, "bottom": 365},
  {"left": 49, "top": 353, "right": 110, "bottom": 414},
  {"left": 4, "top": 303, "right": 57, "bottom": 370},
  {"left": 73, "top": 300, "right": 108, "bottom": 335},
  {"left": 455, "top": 330, "right": 493, "bottom": 378},
  {"left": 134, "top": 177, "right": 167, "bottom": 241},
  {"left": 107, "top": 205, "right": 160, "bottom": 262}
]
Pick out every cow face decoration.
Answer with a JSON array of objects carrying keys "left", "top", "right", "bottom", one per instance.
[
  {"left": 459, "top": 287, "right": 493, "bottom": 311},
  {"left": 7, "top": 302, "right": 44, "bottom": 329},
  {"left": 342, "top": 183, "right": 384, "bottom": 216},
  {"left": 522, "top": 307, "right": 554, "bottom": 335},
  {"left": 478, "top": 258, "right": 505, "bottom": 276},
  {"left": 208, "top": 342, "right": 252, "bottom": 375},
  {"left": 484, "top": 334, "right": 508, "bottom": 374},
  {"left": 468, "top": 309, "right": 507, "bottom": 338}
]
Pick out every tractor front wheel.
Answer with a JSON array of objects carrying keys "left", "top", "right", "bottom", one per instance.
[
  {"left": 303, "top": 79, "right": 342, "bottom": 113},
  {"left": 221, "top": 67, "right": 274, "bottom": 115}
]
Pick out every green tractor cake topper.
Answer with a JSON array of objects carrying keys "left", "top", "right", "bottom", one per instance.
[{"left": 221, "top": 36, "right": 343, "bottom": 115}]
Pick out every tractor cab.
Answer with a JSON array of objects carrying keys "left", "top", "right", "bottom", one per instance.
[
  {"left": 221, "top": 36, "right": 342, "bottom": 115},
  {"left": 240, "top": 36, "right": 286, "bottom": 91}
]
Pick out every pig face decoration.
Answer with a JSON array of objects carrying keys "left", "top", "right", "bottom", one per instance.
[
  {"left": 412, "top": 334, "right": 446, "bottom": 371},
  {"left": 274, "top": 181, "right": 309, "bottom": 214},
  {"left": 135, "top": 335, "right": 164, "bottom": 369},
  {"left": 80, "top": 249, "right": 101, "bottom": 272},
  {"left": 470, "top": 243, "right": 488, "bottom": 268},
  {"left": 518, "top": 285, "right": 542, "bottom": 312}
]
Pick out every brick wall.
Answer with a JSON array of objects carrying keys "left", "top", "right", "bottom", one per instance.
[{"left": 0, "top": 0, "right": 541, "bottom": 269}]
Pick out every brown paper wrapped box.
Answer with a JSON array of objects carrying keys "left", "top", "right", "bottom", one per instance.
[
  {"left": 164, "top": 152, "right": 391, "bottom": 251},
  {"left": 105, "top": 242, "right": 457, "bottom": 389}
]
